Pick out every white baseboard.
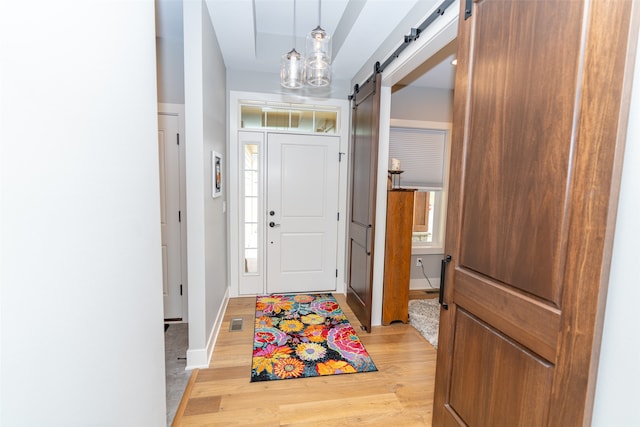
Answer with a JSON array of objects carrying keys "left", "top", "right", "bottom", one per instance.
[
  {"left": 185, "top": 288, "right": 230, "bottom": 370},
  {"left": 185, "top": 348, "right": 208, "bottom": 370},
  {"left": 410, "top": 277, "right": 440, "bottom": 291},
  {"left": 206, "top": 288, "right": 230, "bottom": 363}
]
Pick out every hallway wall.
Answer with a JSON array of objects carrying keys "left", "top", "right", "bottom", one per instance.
[
  {"left": 1, "top": 1, "right": 166, "bottom": 425},
  {"left": 156, "top": 0, "right": 185, "bottom": 104},
  {"left": 183, "top": 0, "right": 228, "bottom": 369},
  {"left": 391, "top": 86, "right": 453, "bottom": 123},
  {"left": 156, "top": 37, "right": 185, "bottom": 104}
]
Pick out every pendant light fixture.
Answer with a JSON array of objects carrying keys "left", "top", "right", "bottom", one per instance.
[
  {"left": 305, "top": 0, "right": 332, "bottom": 87},
  {"left": 280, "top": 0, "right": 305, "bottom": 89}
]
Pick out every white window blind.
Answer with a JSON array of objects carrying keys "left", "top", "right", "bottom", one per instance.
[{"left": 389, "top": 127, "right": 447, "bottom": 189}]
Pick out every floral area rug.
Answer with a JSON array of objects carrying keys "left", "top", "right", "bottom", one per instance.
[{"left": 251, "top": 293, "right": 377, "bottom": 382}]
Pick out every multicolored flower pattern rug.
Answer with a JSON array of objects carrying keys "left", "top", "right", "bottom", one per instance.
[{"left": 250, "top": 293, "right": 378, "bottom": 382}]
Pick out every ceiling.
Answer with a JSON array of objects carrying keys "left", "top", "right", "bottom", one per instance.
[{"left": 156, "top": 0, "right": 456, "bottom": 91}]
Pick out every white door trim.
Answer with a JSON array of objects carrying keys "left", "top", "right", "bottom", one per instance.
[
  {"left": 158, "top": 103, "right": 188, "bottom": 321},
  {"left": 229, "top": 91, "right": 350, "bottom": 297}
]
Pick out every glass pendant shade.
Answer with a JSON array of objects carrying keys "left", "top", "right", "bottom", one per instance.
[
  {"left": 280, "top": 0, "right": 305, "bottom": 89},
  {"left": 306, "top": 26, "right": 332, "bottom": 63},
  {"left": 305, "top": 26, "right": 331, "bottom": 87},
  {"left": 280, "top": 48, "right": 305, "bottom": 89}
]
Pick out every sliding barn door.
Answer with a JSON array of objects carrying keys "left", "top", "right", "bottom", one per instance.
[
  {"left": 346, "top": 73, "right": 381, "bottom": 332},
  {"left": 433, "top": 0, "right": 638, "bottom": 425}
]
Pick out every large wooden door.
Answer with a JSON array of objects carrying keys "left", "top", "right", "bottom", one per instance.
[
  {"left": 266, "top": 133, "right": 339, "bottom": 294},
  {"left": 346, "top": 72, "right": 381, "bottom": 332},
  {"left": 433, "top": 0, "right": 638, "bottom": 425}
]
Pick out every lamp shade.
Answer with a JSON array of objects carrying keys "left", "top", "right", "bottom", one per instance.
[
  {"left": 305, "top": 26, "right": 331, "bottom": 87},
  {"left": 306, "top": 26, "right": 331, "bottom": 63},
  {"left": 281, "top": 48, "right": 305, "bottom": 89}
]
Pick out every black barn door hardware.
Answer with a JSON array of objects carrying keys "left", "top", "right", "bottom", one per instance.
[{"left": 439, "top": 255, "right": 452, "bottom": 309}]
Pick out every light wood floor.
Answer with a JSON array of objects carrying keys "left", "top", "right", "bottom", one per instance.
[{"left": 172, "top": 292, "right": 438, "bottom": 426}]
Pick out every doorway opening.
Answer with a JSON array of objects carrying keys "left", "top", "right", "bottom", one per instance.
[
  {"left": 158, "top": 104, "right": 189, "bottom": 426},
  {"left": 228, "top": 92, "right": 351, "bottom": 298},
  {"left": 380, "top": 41, "right": 457, "bottom": 346}
]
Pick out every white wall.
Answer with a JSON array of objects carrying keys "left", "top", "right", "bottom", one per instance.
[
  {"left": 183, "top": 0, "right": 229, "bottom": 369},
  {"left": 227, "top": 69, "right": 351, "bottom": 100},
  {"left": 391, "top": 86, "right": 454, "bottom": 123},
  {"left": 0, "top": 1, "right": 166, "bottom": 425},
  {"left": 592, "top": 26, "right": 640, "bottom": 425},
  {"left": 156, "top": 37, "right": 186, "bottom": 104},
  {"left": 156, "top": 0, "right": 185, "bottom": 104},
  {"left": 202, "top": 1, "right": 229, "bottom": 348}
]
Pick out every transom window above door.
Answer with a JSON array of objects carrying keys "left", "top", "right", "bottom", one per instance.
[{"left": 240, "top": 102, "right": 339, "bottom": 134}]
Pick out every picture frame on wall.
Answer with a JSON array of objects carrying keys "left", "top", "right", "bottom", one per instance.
[{"left": 212, "top": 151, "right": 222, "bottom": 198}]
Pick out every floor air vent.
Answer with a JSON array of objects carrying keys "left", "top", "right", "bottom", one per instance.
[{"left": 229, "top": 318, "right": 244, "bottom": 332}]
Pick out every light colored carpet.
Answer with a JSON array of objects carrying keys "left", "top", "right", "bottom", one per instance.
[
  {"left": 165, "top": 323, "right": 190, "bottom": 426},
  {"left": 408, "top": 298, "right": 440, "bottom": 348}
]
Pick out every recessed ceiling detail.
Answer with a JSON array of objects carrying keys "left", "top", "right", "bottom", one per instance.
[{"left": 158, "top": 0, "right": 456, "bottom": 90}]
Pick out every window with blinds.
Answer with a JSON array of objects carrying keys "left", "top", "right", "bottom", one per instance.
[
  {"left": 388, "top": 125, "right": 449, "bottom": 249},
  {"left": 388, "top": 127, "right": 447, "bottom": 189}
]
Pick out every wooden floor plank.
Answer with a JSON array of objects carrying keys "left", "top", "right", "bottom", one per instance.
[
  {"left": 278, "top": 393, "right": 404, "bottom": 423},
  {"left": 173, "top": 293, "right": 437, "bottom": 426}
]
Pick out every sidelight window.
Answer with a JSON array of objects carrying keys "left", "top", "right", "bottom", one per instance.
[{"left": 243, "top": 143, "right": 259, "bottom": 274}]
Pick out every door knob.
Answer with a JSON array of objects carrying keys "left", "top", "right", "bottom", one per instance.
[{"left": 269, "top": 221, "right": 280, "bottom": 228}]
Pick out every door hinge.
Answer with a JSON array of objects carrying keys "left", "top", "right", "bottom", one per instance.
[
  {"left": 337, "top": 212, "right": 340, "bottom": 221},
  {"left": 180, "top": 284, "right": 183, "bottom": 295},
  {"left": 336, "top": 269, "right": 338, "bottom": 278},
  {"left": 176, "top": 134, "right": 180, "bottom": 145},
  {"left": 339, "top": 152, "right": 345, "bottom": 162},
  {"left": 178, "top": 210, "right": 181, "bottom": 222},
  {"left": 465, "top": 0, "right": 472, "bottom": 19}
]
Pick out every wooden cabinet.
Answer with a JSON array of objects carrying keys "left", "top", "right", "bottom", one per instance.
[{"left": 382, "top": 189, "right": 415, "bottom": 325}]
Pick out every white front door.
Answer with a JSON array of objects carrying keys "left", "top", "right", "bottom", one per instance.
[
  {"left": 158, "top": 113, "right": 182, "bottom": 319},
  {"left": 266, "top": 133, "right": 339, "bottom": 294}
]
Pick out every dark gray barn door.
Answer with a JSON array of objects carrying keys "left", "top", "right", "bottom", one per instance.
[{"left": 346, "top": 72, "right": 381, "bottom": 332}]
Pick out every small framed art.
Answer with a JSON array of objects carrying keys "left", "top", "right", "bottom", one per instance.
[{"left": 212, "top": 151, "right": 222, "bottom": 198}]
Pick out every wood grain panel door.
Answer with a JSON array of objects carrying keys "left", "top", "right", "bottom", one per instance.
[
  {"left": 346, "top": 73, "right": 381, "bottom": 332},
  {"left": 433, "top": 0, "right": 638, "bottom": 425}
]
